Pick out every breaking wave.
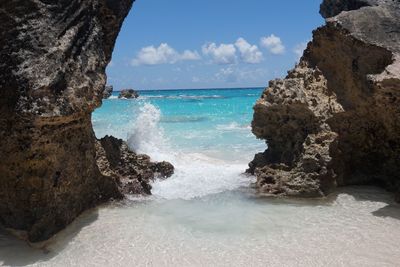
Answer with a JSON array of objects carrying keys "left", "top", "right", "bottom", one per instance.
[{"left": 126, "top": 103, "right": 252, "bottom": 200}]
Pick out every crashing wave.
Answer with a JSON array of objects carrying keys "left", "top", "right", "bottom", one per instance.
[{"left": 126, "top": 102, "right": 253, "bottom": 200}]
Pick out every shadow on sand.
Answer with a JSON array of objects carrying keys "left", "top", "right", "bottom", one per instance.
[
  {"left": 337, "top": 186, "right": 400, "bottom": 221},
  {"left": 248, "top": 185, "right": 400, "bottom": 220},
  {"left": 0, "top": 209, "right": 100, "bottom": 266}
]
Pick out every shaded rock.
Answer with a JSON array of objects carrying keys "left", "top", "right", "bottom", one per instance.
[
  {"left": 319, "top": 0, "right": 378, "bottom": 18},
  {"left": 95, "top": 136, "right": 174, "bottom": 195},
  {"left": 249, "top": 0, "right": 400, "bottom": 200},
  {"left": 103, "top": 85, "right": 114, "bottom": 99},
  {"left": 153, "top": 161, "right": 175, "bottom": 179},
  {"left": 0, "top": 0, "right": 134, "bottom": 242},
  {"left": 247, "top": 151, "right": 269, "bottom": 175},
  {"left": 118, "top": 89, "right": 139, "bottom": 99}
]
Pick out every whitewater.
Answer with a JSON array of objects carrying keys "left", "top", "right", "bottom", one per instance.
[{"left": 1, "top": 88, "right": 400, "bottom": 267}]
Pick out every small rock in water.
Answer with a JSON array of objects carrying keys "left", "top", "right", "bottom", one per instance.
[
  {"left": 153, "top": 161, "right": 175, "bottom": 179},
  {"left": 95, "top": 135, "right": 174, "bottom": 195},
  {"left": 118, "top": 89, "right": 139, "bottom": 99}
]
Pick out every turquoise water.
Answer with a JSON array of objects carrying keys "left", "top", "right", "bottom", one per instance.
[
  {"left": 93, "top": 87, "right": 266, "bottom": 199},
  {"left": 93, "top": 88, "right": 265, "bottom": 163}
]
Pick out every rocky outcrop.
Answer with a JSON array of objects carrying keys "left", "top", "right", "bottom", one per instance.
[
  {"left": 118, "top": 89, "right": 139, "bottom": 99},
  {"left": 319, "top": 0, "right": 378, "bottom": 18},
  {"left": 103, "top": 85, "right": 114, "bottom": 99},
  {"left": 249, "top": 0, "right": 400, "bottom": 200},
  {"left": 96, "top": 136, "right": 174, "bottom": 195},
  {"left": 0, "top": 0, "right": 134, "bottom": 242}
]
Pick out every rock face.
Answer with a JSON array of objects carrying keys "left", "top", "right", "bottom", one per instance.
[
  {"left": 249, "top": 0, "right": 400, "bottom": 200},
  {"left": 103, "top": 85, "right": 114, "bottom": 99},
  {"left": 0, "top": 0, "right": 134, "bottom": 242},
  {"left": 118, "top": 89, "right": 139, "bottom": 99},
  {"left": 319, "top": 0, "right": 379, "bottom": 18},
  {"left": 96, "top": 136, "right": 174, "bottom": 195}
]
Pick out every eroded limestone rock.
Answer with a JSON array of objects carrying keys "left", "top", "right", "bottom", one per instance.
[
  {"left": 118, "top": 89, "right": 139, "bottom": 99},
  {"left": 249, "top": 0, "right": 400, "bottom": 200},
  {"left": 0, "top": 0, "right": 134, "bottom": 242},
  {"left": 95, "top": 136, "right": 174, "bottom": 195},
  {"left": 103, "top": 85, "right": 114, "bottom": 99}
]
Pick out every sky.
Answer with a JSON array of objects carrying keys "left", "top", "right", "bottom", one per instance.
[{"left": 107, "top": 0, "right": 324, "bottom": 90}]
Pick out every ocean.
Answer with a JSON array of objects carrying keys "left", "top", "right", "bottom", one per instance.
[
  {"left": 92, "top": 88, "right": 266, "bottom": 199},
  {"left": 1, "top": 88, "right": 400, "bottom": 266},
  {"left": 93, "top": 88, "right": 265, "bottom": 162}
]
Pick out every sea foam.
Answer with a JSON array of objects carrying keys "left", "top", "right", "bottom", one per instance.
[{"left": 127, "top": 103, "right": 253, "bottom": 200}]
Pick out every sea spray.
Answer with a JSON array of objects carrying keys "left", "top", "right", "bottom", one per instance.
[
  {"left": 127, "top": 103, "right": 169, "bottom": 160},
  {"left": 94, "top": 88, "right": 266, "bottom": 163},
  {"left": 126, "top": 102, "right": 253, "bottom": 200}
]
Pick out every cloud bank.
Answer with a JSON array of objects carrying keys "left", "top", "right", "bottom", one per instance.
[
  {"left": 132, "top": 43, "right": 201, "bottom": 66},
  {"left": 202, "top": 43, "right": 237, "bottom": 65},
  {"left": 132, "top": 35, "right": 287, "bottom": 67}
]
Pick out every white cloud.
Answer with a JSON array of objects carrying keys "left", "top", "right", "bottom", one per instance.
[
  {"left": 132, "top": 43, "right": 200, "bottom": 66},
  {"left": 234, "top": 38, "right": 263, "bottom": 64},
  {"left": 181, "top": 50, "right": 201, "bottom": 61},
  {"left": 293, "top": 42, "right": 308, "bottom": 59},
  {"left": 215, "top": 66, "right": 237, "bottom": 82},
  {"left": 260, "top": 34, "right": 285, "bottom": 55},
  {"left": 202, "top": 42, "right": 237, "bottom": 65}
]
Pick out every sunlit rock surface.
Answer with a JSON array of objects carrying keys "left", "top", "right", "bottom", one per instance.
[{"left": 249, "top": 0, "right": 400, "bottom": 200}]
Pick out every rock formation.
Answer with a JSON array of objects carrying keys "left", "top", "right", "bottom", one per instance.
[
  {"left": 0, "top": 0, "right": 135, "bottom": 242},
  {"left": 103, "top": 85, "right": 114, "bottom": 99},
  {"left": 118, "top": 89, "right": 139, "bottom": 99},
  {"left": 249, "top": 0, "right": 400, "bottom": 200},
  {"left": 96, "top": 136, "right": 174, "bottom": 195}
]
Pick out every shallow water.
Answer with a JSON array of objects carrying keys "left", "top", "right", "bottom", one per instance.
[
  {"left": 1, "top": 88, "right": 400, "bottom": 266},
  {"left": 1, "top": 188, "right": 400, "bottom": 267}
]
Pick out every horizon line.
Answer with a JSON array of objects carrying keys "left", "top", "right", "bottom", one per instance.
[{"left": 111, "top": 86, "right": 266, "bottom": 92}]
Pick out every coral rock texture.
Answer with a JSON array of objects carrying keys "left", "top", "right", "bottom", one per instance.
[
  {"left": 0, "top": 0, "right": 134, "bottom": 242},
  {"left": 249, "top": 0, "right": 400, "bottom": 200},
  {"left": 118, "top": 89, "right": 139, "bottom": 99},
  {"left": 96, "top": 136, "right": 174, "bottom": 195},
  {"left": 103, "top": 85, "right": 114, "bottom": 99}
]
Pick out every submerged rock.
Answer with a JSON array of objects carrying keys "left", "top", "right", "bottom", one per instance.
[
  {"left": 0, "top": 0, "right": 135, "bottom": 242},
  {"left": 95, "top": 136, "right": 174, "bottom": 195},
  {"left": 249, "top": 0, "right": 400, "bottom": 200},
  {"left": 103, "top": 85, "right": 114, "bottom": 99},
  {"left": 118, "top": 89, "right": 139, "bottom": 99}
]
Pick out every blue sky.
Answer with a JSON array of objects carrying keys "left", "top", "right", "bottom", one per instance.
[{"left": 107, "top": 0, "right": 324, "bottom": 90}]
